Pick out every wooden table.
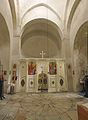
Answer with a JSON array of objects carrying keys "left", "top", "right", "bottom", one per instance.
[{"left": 77, "top": 104, "right": 88, "bottom": 120}]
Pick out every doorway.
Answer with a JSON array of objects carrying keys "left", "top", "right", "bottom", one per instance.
[
  {"left": 19, "top": 60, "right": 27, "bottom": 92},
  {"left": 38, "top": 71, "right": 48, "bottom": 92}
]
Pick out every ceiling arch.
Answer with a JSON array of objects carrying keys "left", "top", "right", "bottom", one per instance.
[
  {"left": 64, "top": 0, "right": 70, "bottom": 25},
  {"left": 8, "top": 0, "right": 17, "bottom": 29},
  {"left": 0, "top": 13, "right": 10, "bottom": 70},
  {"left": 21, "top": 18, "right": 62, "bottom": 58},
  {"left": 21, "top": 3, "right": 62, "bottom": 23},
  {"left": 21, "top": 18, "right": 63, "bottom": 41},
  {"left": 0, "top": 13, "right": 10, "bottom": 45},
  {"left": 67, "top": 0, "right": 81, "bottom": 32},
  {"left": 74, "top": 21, "right": 88, "bottom": 50},
  {"left": 22, "top": 30, "right": 60, "bottom": 50},
  {"left": 70, "top": 19, "right": 88, "bottom": 55},
  {"left": 21, "top": 3, "right": 63, "bottom": 32}
]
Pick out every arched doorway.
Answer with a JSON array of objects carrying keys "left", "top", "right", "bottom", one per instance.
[
  {"left": 0, "top": 13, "right": 10, "bottom": 92},
  {"left": 38, "top": 71, "right": 48, "bottom": 92},
  {"left": 73, "top": 21, "right": 88, "bottom": 91}
]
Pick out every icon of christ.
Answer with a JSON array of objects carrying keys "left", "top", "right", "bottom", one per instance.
[{"left": 28, "top": 62, "right": 36, "bottom": 75}]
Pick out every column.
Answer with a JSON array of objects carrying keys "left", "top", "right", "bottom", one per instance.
[
  {"left": 11, "top": 28, "right": 21, "bottom": 92},
  {"left": 62, "top": 33, "right": 73, "bottom": 91}
]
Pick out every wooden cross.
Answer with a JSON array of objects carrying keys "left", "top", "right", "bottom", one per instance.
[{"left": 40, "top": 51, "right": 45, "bottom": 59}]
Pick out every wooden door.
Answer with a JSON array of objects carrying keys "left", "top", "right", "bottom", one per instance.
[
  {"left": 19, "top": 61, "right": 27, "bottom": 92},
  {"left": 38, "top": 72, "right": 48, "bottom": 91}
]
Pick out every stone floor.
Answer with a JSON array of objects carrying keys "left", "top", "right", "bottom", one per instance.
[{"left": 0, "top": 92, "right": 88, "bottom": 120}]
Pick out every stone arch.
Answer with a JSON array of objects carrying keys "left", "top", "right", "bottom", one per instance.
[
  {"left": 72, "top": 20, "right": 88, "bottom": 55},
  {"left": 69, "top": 0, "right": 88, "bottom": 56},
  {"left": 64, "top": 0, "right": 70, "bottom": 25},
  {"left": 21, "top": 18, "right": 63, "bottom": 41},
  {"left": 22, "top": 3, "right": 62, "bottom": 23},
  {"left": 8, "top": 0, "right": 17, "bottom": 29},
  {"left": 67, "top": 0, "right": 81, "bottom": 32},
  {"left": 0, "top": 13, "right": 10, "bottom": 92},
  {"left": 21, "top": 3, "right": 63, "bottom": 32},
  {"left": 73, "top": 21, "right": 88, "bottom": 91},
  {"left": 21, "top": 18, "right": 63, "bottom": 58}
]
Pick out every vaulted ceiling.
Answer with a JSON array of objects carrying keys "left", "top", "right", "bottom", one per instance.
[
  {"left": 9, "top": 0, "right": 82, "bottom": 58},
  {"left": 18, "top": 0, "right": 81, "bottom": 29},
  {"left": 21, "top": 18, "right": 62, "bottom": 58},
  {"left": 8, "top": 0, "right": 82, "bottom": 34}
]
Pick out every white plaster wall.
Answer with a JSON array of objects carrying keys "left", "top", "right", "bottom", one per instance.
[
  {"left": 73, "top": 40, "right": 87, "bottom": 91},
  {"left": 21, "top": 6, "right": 63, "bottom": 32},
  {"left": 0, "top": 45, "right": 10, "bottom": 70},
  {"left": 70, "top": 0, "right": 88, "bottom": 53},
  {"left": 0, "top": 0, "right": 13, "bottom": 93},
  {"left": 69, "top": 0, "right": 88, "bottom": 91},
  {"left": 12, "top": 36, "right": 20, "bottom": 57},
  {"left": 66, "top": 0, "right": 75, "bottom": 27},
  {"left": 73, "top": 50, "right": 87, "bottom": 91},
  {"left": 0, "top": 0, "right": 13, "bottom": 41},
  {"left": 19, "top": 0, "right": 67, "bottom": 21},
  {"left": 19, "top": 0, "right": 68, "bottom": 33},
  {"left": 14, "top": 0, "right": 18, "bottom": 20},
  {"left": 0, "top": 0, "right": 13, "bottom": 75},
  {"left": 21, "top": 35, "right": 61, "bottom": 58}
]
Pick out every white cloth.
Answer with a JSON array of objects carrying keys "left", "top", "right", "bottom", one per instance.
[
  {"left": 8, "top": 83, "right": 15, "bottom": 86},
  {"left": 11, "top": 83, "right": 15, "bottom": 86}
]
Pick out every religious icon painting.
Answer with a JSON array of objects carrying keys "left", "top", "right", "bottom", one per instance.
[
  {"left": 49, "top": 62, "right": 57, "bottom": 75},
  {"left": 12, "top": 71, "right": 16, "bottom": 80},
  {"left": 28, "top": 61, "right": 36, "bottom": 75},
  {"left": 13, "top": 64, "right": 16, "bottom": 69},
  {"left": 4, "top": 71, "right": 7, "bottom": 75}
]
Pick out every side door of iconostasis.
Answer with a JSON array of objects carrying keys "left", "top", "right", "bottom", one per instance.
[
  {"left": 27, "top": 61, "right": 37, "bottom": 92},
  {"left": 57, "top": 61, "right": 67, "bottom": 92},
  {"left": 48, "top": 61, "right": 57, "bottom": 92},
  {"left": 19, "top": 60, "right": 27, "bottom": 92}
]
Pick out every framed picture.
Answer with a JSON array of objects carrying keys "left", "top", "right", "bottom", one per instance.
[
  {"left": 28, "top": 61, "right": 36, "bottom": 75},
  {"left": 13, "top": 64, "right": 16, "bottom": 69},
  {"left": 49, "top": 62, "right": 57, "bottom": 75}
]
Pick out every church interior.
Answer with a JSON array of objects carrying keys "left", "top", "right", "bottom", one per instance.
[{"left": 0, "top": 0, "right": 88, "bottom": 120}]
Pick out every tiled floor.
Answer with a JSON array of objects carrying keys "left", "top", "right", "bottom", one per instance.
[{"left": 0, "top": 92, "right": 88, "bottom": 120}]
